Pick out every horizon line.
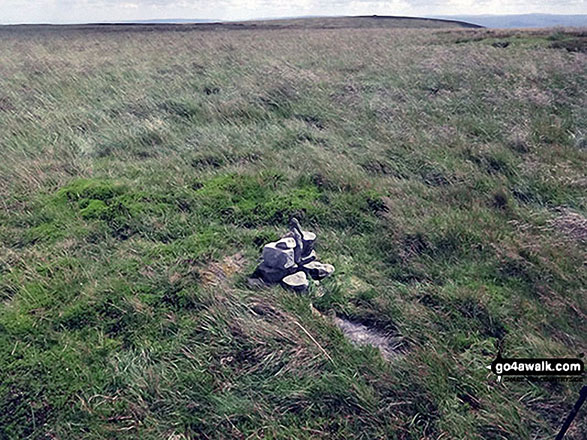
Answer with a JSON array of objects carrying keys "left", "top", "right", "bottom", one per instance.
[{"left": 1, "top": 12, "right": 586, "bottom": 27}]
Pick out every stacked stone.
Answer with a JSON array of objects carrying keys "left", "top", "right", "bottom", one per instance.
[{"left": 252, "top": 218, "right": 334, "bottom": 292}]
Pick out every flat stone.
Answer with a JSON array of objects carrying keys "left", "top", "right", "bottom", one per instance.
[
  {"left": 302, "top": 261, "right": 334, "bottom": 280},
  {"left": 253, "top": 262, "right": 294, "bottom": 283},
  {"left": 262, "top": 242, "right": 295, "bottom": 270},
  {"left": 281, "top": 271, "right": 309, "bottom": 292},
  {"left": 275, "top": 237, "right": 296, "bottom": 250},
  {"left": 300, "top": 250, "right": 317, "bottom": 265},
  {"left": 301, "top": 231, "right": 316, "bottom": 257}
]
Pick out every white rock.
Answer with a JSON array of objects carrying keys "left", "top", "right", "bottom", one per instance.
[
  {"left": 281, "top": 271, "right": 309, "bottom": 292},
  {"left": 301, "top": 231, "right": 316, "bottom": 256},
  {"left": 275, "top": 237, "right": 296, "bottom": 250},
  {"left": 262, "top": 242, "right": 295, "bottom": 270},
  {"left": 300, "top": 250, "right": 317, "bottom": 265}
]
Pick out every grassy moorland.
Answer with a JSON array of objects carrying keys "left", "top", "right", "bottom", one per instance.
[{"left": 0, "top": 20, "right": 586, "bottom": 439}]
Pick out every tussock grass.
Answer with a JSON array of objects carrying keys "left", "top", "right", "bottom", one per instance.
[{"left": 0, "top": 24, "right": 586, "bottom": 439}]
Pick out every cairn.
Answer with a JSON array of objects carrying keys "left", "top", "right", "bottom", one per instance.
[{"left": 252, "top": 218, "right": 334, "bottom": 292}]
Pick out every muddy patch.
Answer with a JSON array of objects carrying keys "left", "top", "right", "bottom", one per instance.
[{"left": 333, "top": 316, "right": 405, "bottom": 360}]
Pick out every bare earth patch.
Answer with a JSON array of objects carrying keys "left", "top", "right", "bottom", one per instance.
[{"left": 333, "top": 316, "right": 405, "bottom": 361}]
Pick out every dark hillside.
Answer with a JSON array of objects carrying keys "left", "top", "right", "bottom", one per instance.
[{"left": 0, "top": 14, "right": 481, "bottom": 34}]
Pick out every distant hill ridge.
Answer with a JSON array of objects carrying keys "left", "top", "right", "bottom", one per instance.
[
  {"left": 3, "top": 14, "right": 587, "bottom": 29},
  {"left": 2, "top": 15, "right": 481, "bottom": 29},
  {"left": 112, "top": 14, "right": 587, "bottom": 29},
  {"left": 137, "top": 15, "right": 483, "bottom": 28}
]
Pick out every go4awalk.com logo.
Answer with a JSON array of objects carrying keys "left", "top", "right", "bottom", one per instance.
[
  {"left": 487, "top": 354, "right": 586, "bottom": 440},
  {"left": 488, "top": 352, "right": 584, "bottom": 383}
]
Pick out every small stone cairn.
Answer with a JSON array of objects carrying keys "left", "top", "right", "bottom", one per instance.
[{"left": 252, "top": 218, "right": 334, "bottom": 292}]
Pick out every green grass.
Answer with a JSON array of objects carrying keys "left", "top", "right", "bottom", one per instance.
[{"left": 0, "top": 23, "right": 586, "bottom": 439}]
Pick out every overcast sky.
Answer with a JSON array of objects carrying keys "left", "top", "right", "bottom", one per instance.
[{"left": 0, "top": 0, "right": 585, "bottom": 24}]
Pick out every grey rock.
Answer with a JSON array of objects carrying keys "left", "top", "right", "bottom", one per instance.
[
  {"left": 275, "top": 237, "right": 296, "bottom": 250},
  {"left": 251, "top": 218, "right": 331, "bottom": 291},
  {"left": 254, "top": 262, "right": 295, "bottom": 283},
  {"left": 288, "top": 217, "right": 305, "bottom": 263},
  {"left": 302, "top": 261, "right": 335, "bottom": 280},
  {"left": 289, "top": 217, "right": 303, "bottom": 235},
  {"left": 301, "top": 231, "right": 316, "bottom": 257},
  {"left": 262, "top": 242, "right": 295, "bottom": 270},
  {"left": 300, "top": 249, "right": 317, "bottom": 265},
  {"left": 290, "top": 228, "right": 303, "bottom": 264},
  {"left": 281, "top": 271, "right": 309, "bottom": 292}
]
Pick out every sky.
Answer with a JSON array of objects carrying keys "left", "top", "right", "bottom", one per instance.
[{"left": 0, "top": 0, "right": 585, "bottom": 24}]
